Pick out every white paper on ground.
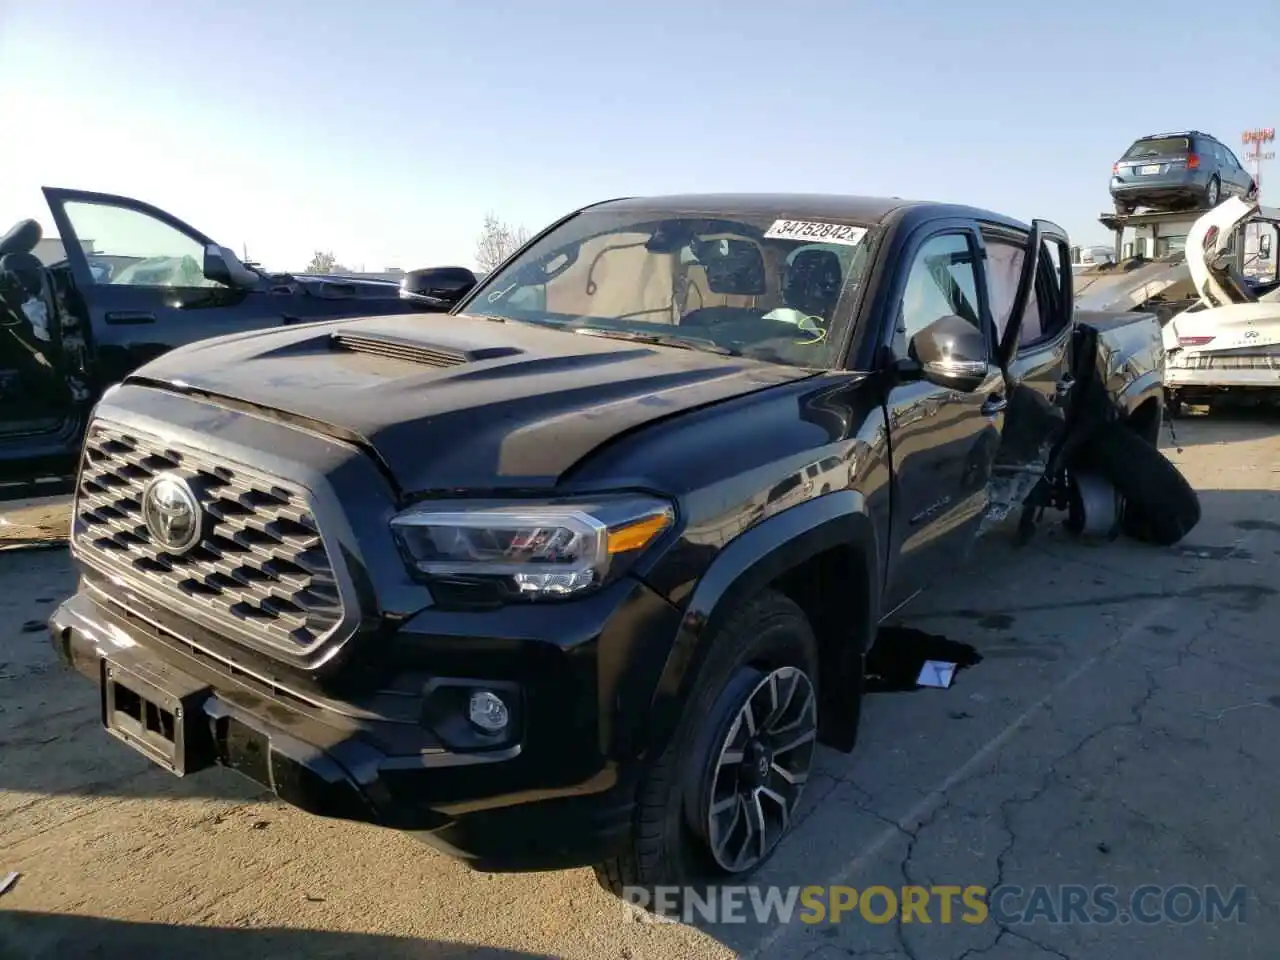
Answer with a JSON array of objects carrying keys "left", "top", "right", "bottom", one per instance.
[{"left": 917, "top": 660, "right": 957, "bottom": 689}]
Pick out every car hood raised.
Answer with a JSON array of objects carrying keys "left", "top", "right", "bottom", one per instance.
[
  {"left": 126, "top": 313, "right": 815, "bottom": 494},
  {"left": 1186, "top": 197, "right": 1263, "bottom": 309}
]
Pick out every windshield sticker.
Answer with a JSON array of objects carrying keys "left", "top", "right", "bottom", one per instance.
[{"left": 764, "top": 219, "right": 867, "bottom": 246}]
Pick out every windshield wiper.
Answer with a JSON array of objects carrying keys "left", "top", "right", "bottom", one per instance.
[{"left": 571, "top": 327, "right": 739, "bottom": 356}]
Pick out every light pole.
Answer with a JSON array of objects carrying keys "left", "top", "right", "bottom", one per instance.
[{"left": 1242, "top": 127, "right": 1276, "bottom": 200}]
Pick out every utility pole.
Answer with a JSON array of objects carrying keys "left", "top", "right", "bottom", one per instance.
[{"left": 1242, "top": 127, "right": 1275, "bottom": 200}]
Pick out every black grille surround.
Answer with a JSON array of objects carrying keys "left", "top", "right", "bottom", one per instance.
[{"left": 73, "top": 419, "right": 350, "bottom": 659}]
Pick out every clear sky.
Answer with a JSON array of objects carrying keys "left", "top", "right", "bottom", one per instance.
[{"left": 2, "top": 0, "right": 1276, "bottom": 273}]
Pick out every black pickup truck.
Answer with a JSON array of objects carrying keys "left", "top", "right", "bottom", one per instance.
[
  {"left": 0, "top": 187, "right": 477, "bottom": 496},
  {"left": 48, "top": 193, "right": 1191, "bottom": 896}
]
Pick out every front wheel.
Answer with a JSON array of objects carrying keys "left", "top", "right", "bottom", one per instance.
[{"left": 593, "top": 591, "right": 823, "bottom": 898}]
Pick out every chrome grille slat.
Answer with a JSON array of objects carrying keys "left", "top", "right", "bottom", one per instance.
[{"left": 74, "top": 421, "right": 344, "bottom": 653}]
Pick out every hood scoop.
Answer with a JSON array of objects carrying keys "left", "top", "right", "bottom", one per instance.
[{"left": 329, "top": 331, "right": 523, "bottom": 368}]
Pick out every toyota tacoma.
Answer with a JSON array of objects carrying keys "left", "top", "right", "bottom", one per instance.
[{"left": 48, "top": 193, "right": 1189, "bottom": 894}]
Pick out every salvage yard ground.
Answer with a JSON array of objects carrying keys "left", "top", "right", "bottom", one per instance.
[{"left": 2, "top": 412, "right": 1279, "bottom": 960}]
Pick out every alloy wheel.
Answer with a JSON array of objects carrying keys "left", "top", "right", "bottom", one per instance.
[
  {"left": 701, "top": 666, "right": 817, "bottom": 873},
  {"left": 1207, "top": 178, "right": 1220, "bottom": 206}
]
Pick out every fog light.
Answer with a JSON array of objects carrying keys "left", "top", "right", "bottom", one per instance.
[{"left": 468, "top": 690, "right": 510, "bottom": 733}]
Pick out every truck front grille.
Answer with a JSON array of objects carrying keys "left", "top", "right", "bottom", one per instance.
[{"left": 73, "top": 421, "right": 344, "bottom": 653}]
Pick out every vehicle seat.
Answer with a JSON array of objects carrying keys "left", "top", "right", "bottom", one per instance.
[
  {"left": 1, "top": 250, "right": 48, "bottom": 299},
  {"left": 783, "top": 249, "right": 844, "bottom": 321},
  {"left": 0, "top": 219, "right": 42, "bottom": 258},
  {"left": 1, "top": 250, "right": 57, "bottom": 344}
]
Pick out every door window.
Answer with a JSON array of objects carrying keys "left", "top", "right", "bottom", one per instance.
[
  {"left": 981, "top": 235, "right": 1065, "bottom": 348},
  {"left": 62, "top": 201, "right": 224, "bottom": 289},
  {"left": 895, "top": 233, "right": 983, "bottom": 357}
]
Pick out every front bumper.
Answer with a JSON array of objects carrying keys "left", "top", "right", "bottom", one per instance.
[{"left": 48, "top": 581, "right": 677, "bottom": 871}]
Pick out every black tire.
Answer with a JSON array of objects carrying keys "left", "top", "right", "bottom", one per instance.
[
  {"left": 1077, "top": 420, "right": 1200, "bottom": 545},
  {"left": 1204, "top": 176, "right": 1221, "bottom": 208},
  {"left": 593, "top": 590, "right": 821, "bottom": 900},
  {"left": 1114, "top": 199, "right": 1134, "bottom": 216}
]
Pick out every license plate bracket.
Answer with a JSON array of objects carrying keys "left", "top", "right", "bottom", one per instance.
[{"left": 101, "top": 650, "right": 215, "bottom": 777}]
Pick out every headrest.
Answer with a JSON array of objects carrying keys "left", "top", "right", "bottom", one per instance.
[
  {"left": 0, "top": 252, "right": 46, "bottom": 297},
  {"left": 784, "top": 248, "right": 844, "bottom": 315},
  {"left": 0, "top": 219, "right": 42, "bottom": 258}
]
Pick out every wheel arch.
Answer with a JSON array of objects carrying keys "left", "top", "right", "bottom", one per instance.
[{"left": 643, "top": 491, "right": 881, "bottom": 759}]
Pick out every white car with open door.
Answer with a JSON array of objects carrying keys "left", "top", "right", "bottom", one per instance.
[{"left": 1162, "top": 196, "right": 1280, "bottom": 413}]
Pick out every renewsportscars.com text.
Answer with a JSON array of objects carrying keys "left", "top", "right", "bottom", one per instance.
[{"left": 621, "top": 884, "right": 1248, "bottom": 926}]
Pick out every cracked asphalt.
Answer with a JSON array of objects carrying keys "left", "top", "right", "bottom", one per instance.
[{"left": 2, "top": 411, "right": 1278, "bottom": 959}]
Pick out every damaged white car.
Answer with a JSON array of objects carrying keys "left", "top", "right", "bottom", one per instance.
[{"left": 1163, "top": 197, "right": 1280, "bottom": 412}]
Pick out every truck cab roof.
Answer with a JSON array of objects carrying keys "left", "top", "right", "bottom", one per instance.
[{"left": 590, "top": 193, "right": 1036, "bottom": 234}]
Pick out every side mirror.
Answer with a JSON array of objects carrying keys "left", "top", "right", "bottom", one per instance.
[
  {"left": 907, "top": 314, "right": 989, "bottom": 392},
  {"left": 203, "top": 244, "right": 258, "bottom": 288},
  {"left": 400, "top": 266, "right": 477, "bottom": 309}
]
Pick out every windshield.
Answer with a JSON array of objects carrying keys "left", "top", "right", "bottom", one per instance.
[
  {"left": 1123, "top": 137, "right": 1190, "bottom": 158},
  {"left": 461, "top": 208, "right": 875, "bottom": 369}
]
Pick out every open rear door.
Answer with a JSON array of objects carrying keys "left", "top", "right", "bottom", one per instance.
[{"left": 989, "top": 220, "right": 1074, "bottom": 470}]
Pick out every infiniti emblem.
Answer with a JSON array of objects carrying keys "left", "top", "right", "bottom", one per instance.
[{"left": 141, "top": 472, "right": 202, "bottom": 553}]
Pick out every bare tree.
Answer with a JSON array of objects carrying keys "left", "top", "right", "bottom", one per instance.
[
  {"left": 475, "top": 212, "right": 530, "bottom": 273},
  {"left": 302, "top": 252, "right": 337, "bottom": 273}
]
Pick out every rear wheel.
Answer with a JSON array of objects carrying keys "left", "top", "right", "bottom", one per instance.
[
  {"left": 1076, "top": 419, "right": 1200, "bottom": 545},
  {"left": 593, "top": 590, "right": 822, "bottom": 899},
  {"left": 1204, "top": 176, "right": 1221, "bottom": 208},
  {"left": 1113, "top": 199, "right": 1135, "bottom": 216}
]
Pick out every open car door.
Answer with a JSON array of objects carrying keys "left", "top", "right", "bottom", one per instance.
[
  {"left": 0, "top": 215, "right": 88, "bottom": 496},
  {"left": 988, "top": 219, "right": 1074, "bottom": 470},
  {"left": 40, "top": 187, "right": 275, "bottom": 390}
]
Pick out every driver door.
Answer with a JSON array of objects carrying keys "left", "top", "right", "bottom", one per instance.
[
  {"left": 42, "top": 187, "right": 281, "bottom": 389},
  {"left": 880, "top": 220, "right": 1008, "bottom": 610}
]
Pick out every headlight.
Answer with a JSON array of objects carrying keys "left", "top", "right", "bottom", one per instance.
[{"left": 390, "top": 495, "right": 675, "bottom": 601}]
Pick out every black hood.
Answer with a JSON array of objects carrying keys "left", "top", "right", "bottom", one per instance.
[
  {"left": 126, "top": 313, "right": 815, "bottom": 494},
  {"left": 280, "top": 274, "right": 404, "bottom": 301}
]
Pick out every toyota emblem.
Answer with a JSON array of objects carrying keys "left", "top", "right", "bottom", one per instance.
[{"left": 141, "top": 473, "right": 202, "bottom": 553}]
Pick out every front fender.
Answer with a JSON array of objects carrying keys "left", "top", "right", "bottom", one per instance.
[{"left": 642, "top": 490, "right": 881, "bottom": 757}]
